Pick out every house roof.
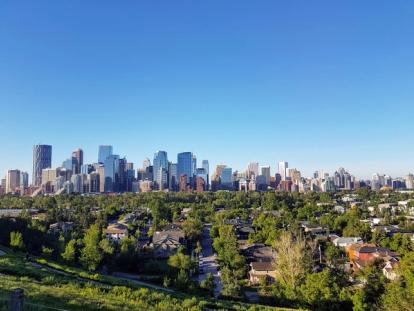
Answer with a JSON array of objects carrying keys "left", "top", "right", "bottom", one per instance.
[
  {"left": 105, "top": 223, "right": 128, "bottom": 235},
  {"left": 251, "top": 262, "right": 275, "bottom": 271}
]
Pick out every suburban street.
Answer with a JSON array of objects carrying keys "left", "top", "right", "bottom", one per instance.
[{"left": 198, "top": 224, "right": 223, "bottom": 297}]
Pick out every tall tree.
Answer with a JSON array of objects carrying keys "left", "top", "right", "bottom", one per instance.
[
  {"left": 80, "top": 223, "right": 103, "bottom": 271},
  {"left": 273, "top": 231, "right": 306, "bottom": 296}
]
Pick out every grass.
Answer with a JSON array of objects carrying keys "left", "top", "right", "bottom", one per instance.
[{"left": 0, "top": 250, "right": 299, "bottom": 311}]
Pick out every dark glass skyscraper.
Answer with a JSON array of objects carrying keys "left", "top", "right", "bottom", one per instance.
[
  {"left": 98, "top": 145, "right": 113, "bottom": 164},
  {"left": 32, "top": 144, "right": 52, "bottom": 186},
  {"left": 177, "top": 152, "right": 194, "bottom": 186},
  {"left": 72, "top": 148, "right": 83, "bottom": 174}
]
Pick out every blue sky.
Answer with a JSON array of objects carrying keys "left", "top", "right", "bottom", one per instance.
[{"left": 1, "top": 1, "right": 414, "bottom": 180}]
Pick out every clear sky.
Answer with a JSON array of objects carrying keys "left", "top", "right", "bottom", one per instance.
[{"left": 1, "top": 1, "right": 414, "bottom": 180}]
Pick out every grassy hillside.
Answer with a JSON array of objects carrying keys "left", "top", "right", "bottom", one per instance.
[{"left": 0, "top": 251, "right": 298, "bottom": 311}]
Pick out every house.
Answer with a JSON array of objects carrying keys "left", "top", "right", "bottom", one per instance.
[
  {"left": 240, "top": 243, "right": 273, "bottom": 263},
  {"left": 347, "top": 243, "right": 398, "bottom": 272},
  {"left": 249, "top": 262, "right": 276, "bottom": 285},
  {"left": 104, "top": 223, "right": 128, "bottom": 241},
  {"left": 236, "top": 225, "right": 255, "bottom": 240},
  {"left": 382, "top": 257, "right": 399, "bottom": 281},
  {"left": 332, "top": 237, "right": 363, "bottom": 248},
  {"left": 301, "top": 222, "right": 327, "bottom": 235},
  {"left": 151, "top": 226, "right": 185, "bottom": 259}
]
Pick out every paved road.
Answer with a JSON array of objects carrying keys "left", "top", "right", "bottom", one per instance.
[{"left": 198, "top": 225, "right": 223, "bottom": 297}]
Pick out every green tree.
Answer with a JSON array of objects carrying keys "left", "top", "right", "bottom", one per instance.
[
  {"left": 80, "top": 223, "right": 103, "bottom": 271},
  {"left": 200, "top": 273, "right": 215, "bottom": 296},
  {"left": 61, "top": 239, "right": 77, "bottom": 263},
  {"left": 221, "top": 266, "right": 241, "bottom": 298},
  {"left": 168, "top": 252, "right": 191, "bottom": 271},
  {"left": 299, "top": 269, "right": 343, "bottom": 310},
  {"left": 99, "top": 238, "right": 114, "bottom": 255},
  {"left": 381, "top": 251, "right": 414, "bottom": 310},
  {"left": 10, "top": 231, "right": 25, "bottom": 251}
]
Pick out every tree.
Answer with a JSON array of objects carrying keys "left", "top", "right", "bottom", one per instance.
[
  {"left": 200, "top": 273, "right": 215, "bottom": 296},
  {"left": 381, "top": 251, "right": 414, "bottom": 310},
  {"left": 61, "top": 239, "right": 76, "bottom": 263},
  {"left": 325, "top": 242, "right": 344, "bottom": 267},
  {"left": 80, "top": 223, "right": 103, "bottom": 271},
  {"left": 168, "top": 252, "right": 191, "bottom": 271},
  {"left": 10, "top": 231, "right": 25, "bottom": 251},
  {"left": 182, "top": 218, "right": 203, "bottom": 241},
  {"left": 221, "top": 266, "right": 241, "bottom": 298},
  {"left": 273, "top": 231, "right": 307, "bottom": 298},
  {"left": 99, "top": 238, "right": 114, "bottom": 255},
  {"left": 299, "top": 269, "right": 343, "bottom": 310},
  {"left": 352, "top": 259, "right": 386, "bottom": 311}
]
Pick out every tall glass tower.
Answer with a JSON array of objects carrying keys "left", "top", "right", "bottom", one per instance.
[
  {"left": 153, "top": 151, "right": 168, "bottom": 190},
  {"left": 177, "top": 152, "right": 194, "bottom": 186},
  {"left": 32, "top": 144, "right": 52, "bottom": 186},
  {"left": 98, "top": 145, "right": 113, "bottom": 164}
]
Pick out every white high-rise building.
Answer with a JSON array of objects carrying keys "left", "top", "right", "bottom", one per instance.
[
  {"left": 278, "top": 161, "right": 288, "bottom": 181},
  {"left": 404, "top": 174, "right": 414, "bottom": 189}
]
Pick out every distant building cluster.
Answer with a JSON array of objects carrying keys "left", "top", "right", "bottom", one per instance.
[{"left": 0, "top": 144, "right": 413, "bottom": 196}]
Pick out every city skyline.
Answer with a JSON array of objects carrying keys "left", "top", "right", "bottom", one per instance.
[
  {"left": 1, "top": 2, "right": 414, "bottom": 180},
  {"left": 1, "top": 143, "right": 414, "bottom": 183}
]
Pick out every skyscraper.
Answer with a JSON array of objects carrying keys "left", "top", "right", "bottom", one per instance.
[
  {"left": 6, "top": 169, "right": 20, "bottom": 193},
  {"left": 72, "top": 148, "right": 83, "bottom": 174},
  {"left": 33, "top": 144, "right": 52, "bottom": 186},
  {"left": 260, "top": 166, "right": 271, "bottom": 185},
  {"left": 247, "top": 162, "right": 259, "bottom": 179},
  {"left": 202, "top": 160, "right": 209, "bottom": 188},
  {"left": 98, "top": 145, "right": 113, "bottom": 164},
  {"left": 177, "top": 152, "right": 194, "bottom": 186},
  {"left": 104, "top": 154, "right": 120, "bottom": 192},
  {"left": 278, "top": 161, "right": 288, "bottom": 181},
  {"left": 169, "top": 162, "right": 178, "bottom": 191},
  {"left": 20, "top": 171, "right": 29, "bottom": 188},
  {"left": 220, "top": 167, "right": 233, "bottom": 189},
  {"left": 153, "top": 151, "right": 168, "bottom": 190}
]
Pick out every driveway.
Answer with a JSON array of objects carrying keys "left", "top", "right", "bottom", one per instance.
[{"left": 198, "top": 224, "right": 222, "bottom": 297}]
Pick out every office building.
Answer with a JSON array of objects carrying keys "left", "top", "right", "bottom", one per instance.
[
  {"left": 6, "top": 169, "right": 20, "bottom": 193},
  {"left": 89, "top": 172, "right": 100, "bottom": 193},
  {"left": 98, "top": 145, "right": 113, "bottom": 164},
  {"left": 278, "top": 161, "right": 288, "bottom": 181},
  {"left": 202, "top": 160, "right": 209, "bottom": 187},
  {"left": 247, "top": 162, "right": 259, "bottom": 179},
  {"left": 196, "top": 175, "right": 206, "bottom": 192},
  {"left": 153, "top": 151, "right": 168, "bottom": 190},
  {"left": 177, "top": 152, "right": 194, "bottom": 186},
  {"left": 104, "top": 154, "right": 120, "bottom": 192},
  {"left": 169, "top": 162, "right": 178, "bottom": 191},
  {"left": 220, "top": 167, "right": 233, "bottom": 188},
  {"left": 33, "top": 144, "right": 52, "bottom": 186},
  {"left": 260, "top": 166, "right": 271, "bottom": 185},
  {"left": 20, "top": 171, "right": 29, "bottom": 188},
  {"left": 72, "top": 148, "right": 83, "bottom": 174}
]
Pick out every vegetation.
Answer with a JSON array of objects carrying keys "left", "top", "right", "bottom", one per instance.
[{"left": 0, "top": 189, "right": 413, "bottom": 310}]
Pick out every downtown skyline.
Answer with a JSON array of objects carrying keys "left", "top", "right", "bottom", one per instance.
[{"left": 1, "top": 143, "right": 413, "bottom": 186}]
